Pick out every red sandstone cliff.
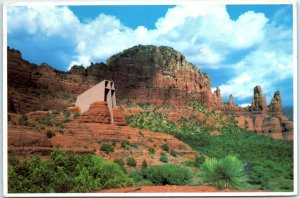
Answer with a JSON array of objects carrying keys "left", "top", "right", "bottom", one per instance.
[{"left": 7, "top": 46, "right": 293, "bottom": 140}]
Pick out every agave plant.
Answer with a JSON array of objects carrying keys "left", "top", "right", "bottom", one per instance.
[{"left": 200, "top": 155, "right": 248, "bottom": 189}]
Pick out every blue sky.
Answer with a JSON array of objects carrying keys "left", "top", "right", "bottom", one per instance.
[{"left": 7, "top": 4, "right": 293, "bottom": 107}]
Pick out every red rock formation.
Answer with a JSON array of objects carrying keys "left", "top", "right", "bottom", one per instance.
[
  {"left": 7, "top": 45, "right": 213, "bottom": 114},
  {"left": 7, "top": 46, "right": 293, "bottom": 140},
  {"left": 77, "top": 101, "right": 111, "bottom": 124},
  {"left": 8, "top": 119, "right": 197, "bottom": 166},
  {"left": 250, "top": 86, "right": 268, "bottom": 112},
  {"left": 213, "top": 87, "right": 223, "bottom": 104},
  {"left": 269, "top": 91, "right": 282, "bottom": 114},
  {"left": 112, "top": 108, "right": 127, "bottom": 126},
  {"left": 64, "top": 105, "right": 81, "bottom": 114}
]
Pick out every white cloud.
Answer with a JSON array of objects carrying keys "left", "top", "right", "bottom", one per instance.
[
  {"left": 239, "top": 103, "right": 251, "bottom": 107},
  {"left": 7, "top": 4, "right": 270, "bottom": 68},
  {"left": 8, "top": 6, "right": 80, "bottom": 38},
  {"left": 8, "top": 5, "right": 293, "bottom": 105}
]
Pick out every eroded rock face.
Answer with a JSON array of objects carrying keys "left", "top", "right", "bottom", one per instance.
[
  {"left": 213, "top": 87, "right": 223, "bottom": 104},
  {"left": 77, "top": 101, "right": 111, "bottom": 124},
  {"left": 112, "top": 108, "right": 127, "bottom": 126},
  {"left": 7, "top": 45, "right": 213, "bottom": 113},
  {"left": 7, "top": 46, "right": 293, "bottom": 140},
  {"left": 251, "top": 86, "right": 267, "bottom": 112},
  {"left": 269, "top": 91, "right": 282, "bottom": 114},
  {"left": 228, "top": 94, "right": 233, "bottom": 106}
]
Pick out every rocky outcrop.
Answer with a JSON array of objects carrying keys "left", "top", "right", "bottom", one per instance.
[
  {"left": 233, "top": 88, "right": 293, "bottom": 140},
  {"left": 269, "top": 91, "right": 282, "bottom": 114},
  {"left": 112, "top": 109, "right": 127, "bottom": 126},
  {"left": 8, "top": 45, "right": 213, "bottom": 114},
  {"left": 77, "top": 101, "right": 111, "bottom": 124},
  {"left": 250, "top": 86, "right": 268, "bottom": 112},
  {"left": 8, "top": 119, "right": 197, "bottom": 166},
  {"left": 7, "top": 46, "right": 293, "bottom": 140},
  {"left": 228, "top": 94, "right": 233, "bottom": 106},
  {"left": 213, "top": 87, "right": 223, "bottom": 104}
]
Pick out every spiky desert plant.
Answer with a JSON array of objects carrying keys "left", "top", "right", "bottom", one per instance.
[{"left": 200, "top": 155, "right": 247, "bottom": 189}]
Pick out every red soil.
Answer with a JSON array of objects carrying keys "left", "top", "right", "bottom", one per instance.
[{"left": 98, "top": 185, "right": 263, "bottom": 193}]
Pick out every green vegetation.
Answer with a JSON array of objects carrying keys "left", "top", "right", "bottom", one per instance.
[
  {"left": 142, "top": 160, "right": 148, "bottom": 169},
  {"left": 73, "top": 112, "right": 80, "bottom": 119},
  {"left": 143, "top": 164, "right": 192, "bottom": 185},
  {"left": 126, "top": 100, "right": 294, "bottom": 191},
  {"left": 100, "top": 143, "right": 114, "bottom": 154},
  {"left": 148, "top": 147, "right": 155, "bottom": 154},
  {"left": 8, "top": 150, "right": 133, "bottom": 193},
  {"left": 113, "top": 159, "right": 126, "bottom": 173},
  {"left": 159, "top": 153, "right": 168, "bottom": 163},
  {"left": 18, "top": 115, "right": 29, "bottom": 126},
  {"left": 127, "top": 157, "right": 137, "bottom": 167},
  {"left": 46, "top": 130, "right": 56, "bottom": 138},
  {"left": 161, "top": 144, "right": 169, "bottom": 152},
  {"left": 200, "top": 155, "right": 247, "bottom": 189}
]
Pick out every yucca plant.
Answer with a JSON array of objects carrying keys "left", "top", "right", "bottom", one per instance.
[{"left": 200, "top": 155, "right": 247, "bottom": 189}]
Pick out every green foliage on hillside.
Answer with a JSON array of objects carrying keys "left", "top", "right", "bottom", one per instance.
[
  {"left": 126, "top": 101, "right": 294, "bottom": 191},
  {"left": 8, "top": 150, "right": 133, "bottom": 193}
]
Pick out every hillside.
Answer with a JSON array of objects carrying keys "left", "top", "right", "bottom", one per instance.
[
  {"left": 7, "top": 45, "right": 294, "bottom": 193},
  {"left": 7, "top": 45, "right": 293, "bottom": 140}
]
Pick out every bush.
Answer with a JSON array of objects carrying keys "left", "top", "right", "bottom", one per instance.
[
  {"left": 113, "top": 159, "right": 126, "bottom": 173},
  {"left": 143, "top": 164, "right": 192, "bottom": 185},
  {"left": 200, "top": 155, "right": 247, "bottom": 189},
  {"left": 8, "top": 150, "right": 133, "bottom": 193},
  {"left": 63, "top": 112, "right": 72, "bottom": 123},
  {"left": 138, "top": 130, "right": 144, "bottom": 137},
  {"left": 38, "top": 114, "right": 54, "bottom": 126},
  {"left": 127, "top": 157, "right": 137, "bottom": 167},
  {"left": 18, "top": 115, "right": 29, "bottom": 126},
  {"left": 142, "top": 160, "right": 148, "bottom": 169},
  {"left": 46, "top": 130, "right": 56, "bottom": 138},
  {"left": 148, "top": 147, "right": 155, "bottom": 154},
  {"left": 170, "top": 149, "right": 178, "bottom": 157},
  {"left": 73, "top": 112, "right": 80, "bottom": 119},
  {"left": 160, "top": 153, "right": 168, "bottom": 163},
  {"left": 100, "top": 143, "right": 114, "bottom": 154},
  {"left": 161, "top": 144, "right": 169, "bottom": 152}
]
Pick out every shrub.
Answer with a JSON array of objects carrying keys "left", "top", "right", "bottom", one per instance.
[
  {"left": 143, "top": 164, "right": 192, "bottom": 185},
  {"left": 38, "top": 114, "right": 54, "bottom": 126},
  {"left": 142, "top": 160, "right": 148, "bottom": 169},
  {"left": 73, "top": 112, "right": 80, "bottom": 119},
  {"left": 138, "top": 130, "right": 144, "bottom": 137},
  {"left": 195, "top": 155, "right": 206, "bottom": 167},
  {"left": 170, "top": 149, "right": 178, "bottom": 157},
  {"left": 120, "top": 140, "right": 130, "bottom": 149},
  {"left": 148, "top": 147, "right": 155, "bottom": 154},
  {"left": 200, "top": 155, "right": 247, "bottom": 189},
  {"left": 8, "top": 150, "right": 133, "bottom": 193},
  {"left": 113, "top": 159, "right": 126, "bottom": 172},
  {"left": 46, "top": 130, "right": 56, "bottom": 138},
  {"left": 161, "top": 144, "right": 169, "bottom": 152},
  {"left": 127, "top": 157, "right": 137, "bottom": 167},
  {"left": 100, "top": 143, "right": 114, "bottom": 154},
  {"left": 18, "top": 115, "right": 29, "bottom": 126},
  {"left": 63, "top": 112, "right": 72, "bottom": 123},
  {"left": 160, "top": 153, "right": 168, "bottom": 163}
]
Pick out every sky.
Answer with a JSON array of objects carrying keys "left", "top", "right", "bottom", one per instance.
[{"left": 7, "top": 4, "right": 294, "bottom": 107}]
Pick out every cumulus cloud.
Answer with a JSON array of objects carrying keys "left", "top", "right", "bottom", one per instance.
[
  {"left": 7, "top": 4, "right": 270, "bottom": 68},
  {"left": 7, "top": 4, "right": 293, "bottom": 105}
]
